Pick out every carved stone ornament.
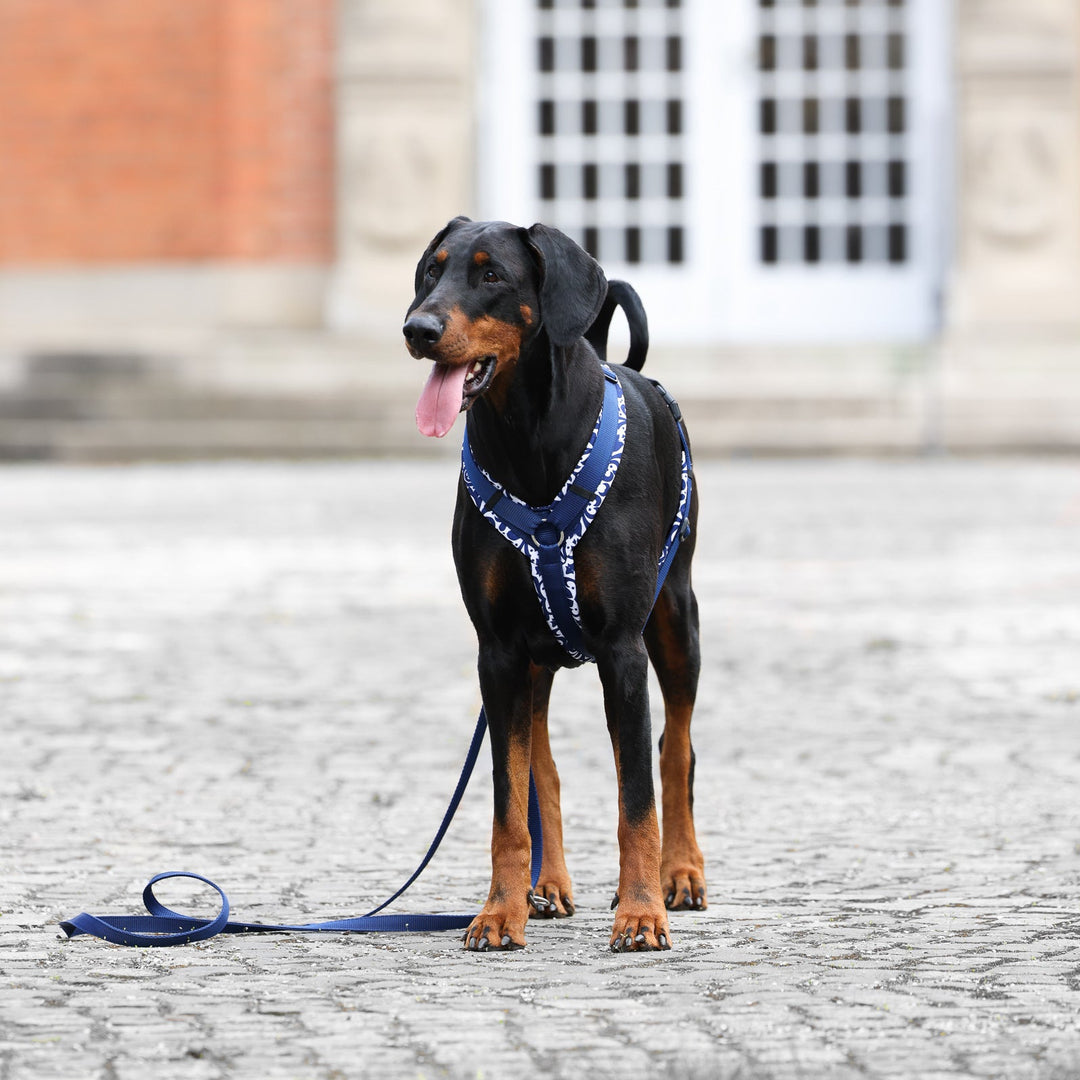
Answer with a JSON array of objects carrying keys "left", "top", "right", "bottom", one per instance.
[
  {"left": 967, "top": 116, "right": 1059, "bottom": 249},
  {"left": 348, "top": 125, "right": 445, "bottom": 251}
]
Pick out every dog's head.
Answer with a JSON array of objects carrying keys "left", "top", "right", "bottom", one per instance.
[{"left": 404, "top": 217, "right": 607, "bottom": 437}]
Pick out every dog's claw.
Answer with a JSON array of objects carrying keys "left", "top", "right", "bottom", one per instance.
[{"left": 610, "top": 892, "right": 620, "bottom": 910}]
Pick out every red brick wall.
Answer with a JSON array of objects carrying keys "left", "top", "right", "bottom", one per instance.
[{"left": 0, "top": 0, "right": 333, "bottom": 264}]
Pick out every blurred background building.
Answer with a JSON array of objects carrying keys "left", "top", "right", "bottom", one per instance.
[{"left": 1, "top": 0, "right": 1078, "bottom": 458}]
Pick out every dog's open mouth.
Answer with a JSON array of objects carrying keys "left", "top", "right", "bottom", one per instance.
[
  {"left": 463, "top": 356, "right": 497, "bottom": 404},
  {"left": 416, "top": 355, "right": 500, "bottom": 439}
]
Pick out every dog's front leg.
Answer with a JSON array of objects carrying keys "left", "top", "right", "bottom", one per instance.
[
  {"left": 599, "top": 637, "right": 672, "bottom": 951},
  {"left": 464, "top": 645, "right": 534, "bottom": 951}
]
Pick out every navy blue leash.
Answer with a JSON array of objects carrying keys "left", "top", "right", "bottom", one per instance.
[
  {"left": 60, "top": 708, "right": 543, "bottom": 946},
  {"left": 62, "top": 371, "right": 691, "bottom": 948}
]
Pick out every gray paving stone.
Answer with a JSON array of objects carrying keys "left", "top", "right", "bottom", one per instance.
[{"left": 2, "top": 458, "right": 1080, "bottom": 1079}]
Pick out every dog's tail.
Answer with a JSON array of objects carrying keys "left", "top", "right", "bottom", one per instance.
[{"left": 584, "top": 279, "right": 649, "bottom": 372}]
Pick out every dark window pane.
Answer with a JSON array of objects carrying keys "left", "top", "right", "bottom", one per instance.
[
  {"left": 803, "top": 98, "right": 819, "bottom": 134},
  {"left": 846, "top": 161, "right": 862, "bottom": 198},
  {"left": 845, "top": 34, "right": 860, "bottom": 70},
  {"left": 540, "top": 163, "right": 556, "bottom": 200},
  {"left": 761, "top": 161, "right": 778, "bottom": 199},
  {"left": 626, "top": 227, "right": 642, "bottom": 264},
  {"left": 845, "top": 97, "right": 861, "bottom": 134},
  {"left": 887, "top": 96, "right": 905, "bottom": 133},
  {"left": 539, "top": 37, "right": 555, "bottom": 72},
  {"left": 582, "top": 36, "right": 597, "bottom": 72},
  {"left": 889, "top": 224, "right": 906, "bottom": 263},
  {"left": 759, "top": 34, "right": 776, "bottom": 71},
  {"left": 582, "top": 99, "right": 597, "bottom": 135},
  {"left": 583, "top": 226, "right": 599, "bottom": 258},
  {"left": 666, "top": 36, "right": 682, "bottom": 72},
  {"left": 624, "top": 99, "right": 640, "bottom": 135},
  {"left": 625, "top": 163, "right": 641, "bottom": 199},
  {"left": 583, "top": 163, "right": 598, "bottom": 200},
  {"left": 887, "top": 33, "right": 904, "bottom": 70},
  {"left": 624, "top": 36, "right": 639, "bottom": 71},
  {"left": 803, "top": 161, "right": 819, "bottom": 198},
  {"left": 846, "top": 225, "right": 863, "bottom": 263},
  {"left": 667, "top": 226, "right": 684, "bottom": 263},
  {"left": 667, "top": 162, "right": 683, "bottom": 199},
  {"left": 888, "top": 159, "right": 906, "bottom": 198},
  {"left": 760, "top": 98, "right": 777, "bottom": 134},
  {"left": 539, "top": 100, "right": 555, "bottom": 135},
  {"left": 804, "top": 225, "right": 821, "bottom": 263},
  {"left": 803, "top": 35, "right": 818, "bottom": 71},
  {"left": 666, "top": 99, "right": 682, "bottom": 135},
  {"left": 761, "top": 225, "right": 778, "bottom": 264}
]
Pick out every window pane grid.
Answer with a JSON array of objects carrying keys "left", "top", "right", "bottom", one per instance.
[
  {"left": 756, "top": 0, "right": 910, "bottom": 267},
  {"left": 534, "top": 0, "right": 687, "bottom": 265}
]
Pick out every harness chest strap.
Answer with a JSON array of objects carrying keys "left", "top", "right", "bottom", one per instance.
[{"left": 461, "top": 365, "right": 693, "bottom": 663}]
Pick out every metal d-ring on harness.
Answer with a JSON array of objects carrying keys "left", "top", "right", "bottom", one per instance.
[{"left": 59, "top": 367, "right": 692, "bottom": 948}]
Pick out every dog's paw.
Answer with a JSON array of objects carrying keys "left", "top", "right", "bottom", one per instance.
[
  {"left": 528, "top": 876, "right": 575, "bottom": 919},
  {"left": 462, "top": 907, "right": 528, "bottom": 951},
  {"left": 662, "top": 860, "right": 707, "bottom": 911},
  {"left": 609, "top": 905, "right": 672, "bottom": 952}
]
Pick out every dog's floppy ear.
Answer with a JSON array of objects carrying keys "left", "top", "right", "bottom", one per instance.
[
  {"left": 521, "top": 223, "right": 608, "bottom": 347},
  {"left": 413, "top": 216, "right": 472, "bottom": 293}
]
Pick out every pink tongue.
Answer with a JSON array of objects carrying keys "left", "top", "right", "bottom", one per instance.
[{"left": 416, "top": 362, "right": 469, "bottom": 438}]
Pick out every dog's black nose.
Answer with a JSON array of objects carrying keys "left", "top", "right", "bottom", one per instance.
[{"left": 403, "top": 313, "right": 444, "bottom": 350}]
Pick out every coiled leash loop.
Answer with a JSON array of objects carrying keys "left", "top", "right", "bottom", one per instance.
[{"left": 60, "top": 708, "right": 543, "bottom": 946}]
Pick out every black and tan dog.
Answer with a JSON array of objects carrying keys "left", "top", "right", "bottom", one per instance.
[{"left": 403, "top": 217, "right": 704, "bottom": 952}]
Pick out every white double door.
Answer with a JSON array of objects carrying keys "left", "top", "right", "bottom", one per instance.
[{"left": 478, "top": 0, "right": 951, "bottom": 345}]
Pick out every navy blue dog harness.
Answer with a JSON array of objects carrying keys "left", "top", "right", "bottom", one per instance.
[{"left": 461, "top": 364, "right": 693, "bottom": 662}]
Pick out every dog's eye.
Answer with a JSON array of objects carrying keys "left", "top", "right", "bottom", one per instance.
[
  {"left": 425, "top": 263, "right": 440, "bottom": 282},
  {"left": 482, "top": 269, "right": 500, "bottom": 284}
]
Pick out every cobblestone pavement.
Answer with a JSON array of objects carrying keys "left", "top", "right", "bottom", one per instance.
[{"left": 2, "top": 457, "right": 1080, "bottom": 1080}]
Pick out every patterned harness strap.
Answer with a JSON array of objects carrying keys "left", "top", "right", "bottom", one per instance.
[{"left": 461, "top": 365, "right": 693, "bottom": 663}]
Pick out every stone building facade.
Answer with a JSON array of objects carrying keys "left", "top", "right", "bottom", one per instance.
[{"left": 0, "top": 0, "right": 1077, "bottom": 457}]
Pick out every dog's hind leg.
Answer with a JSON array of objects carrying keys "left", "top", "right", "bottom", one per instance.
[
  {"left": 599, "top": 636, "right": 672, "bottom": 950},
  {"left": 527, "top": 663, "right": 575, "bottom": 918},
  {"left": 645, "top": 576, "right": 707, "bottom": 911}
]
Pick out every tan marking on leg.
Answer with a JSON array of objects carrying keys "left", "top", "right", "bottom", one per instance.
[
  {"left": 465, "top": 731, "right": 532, "bottom": 950},
  {"left": 659, "top": 702, "right": 707, "bottom": 910}
]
